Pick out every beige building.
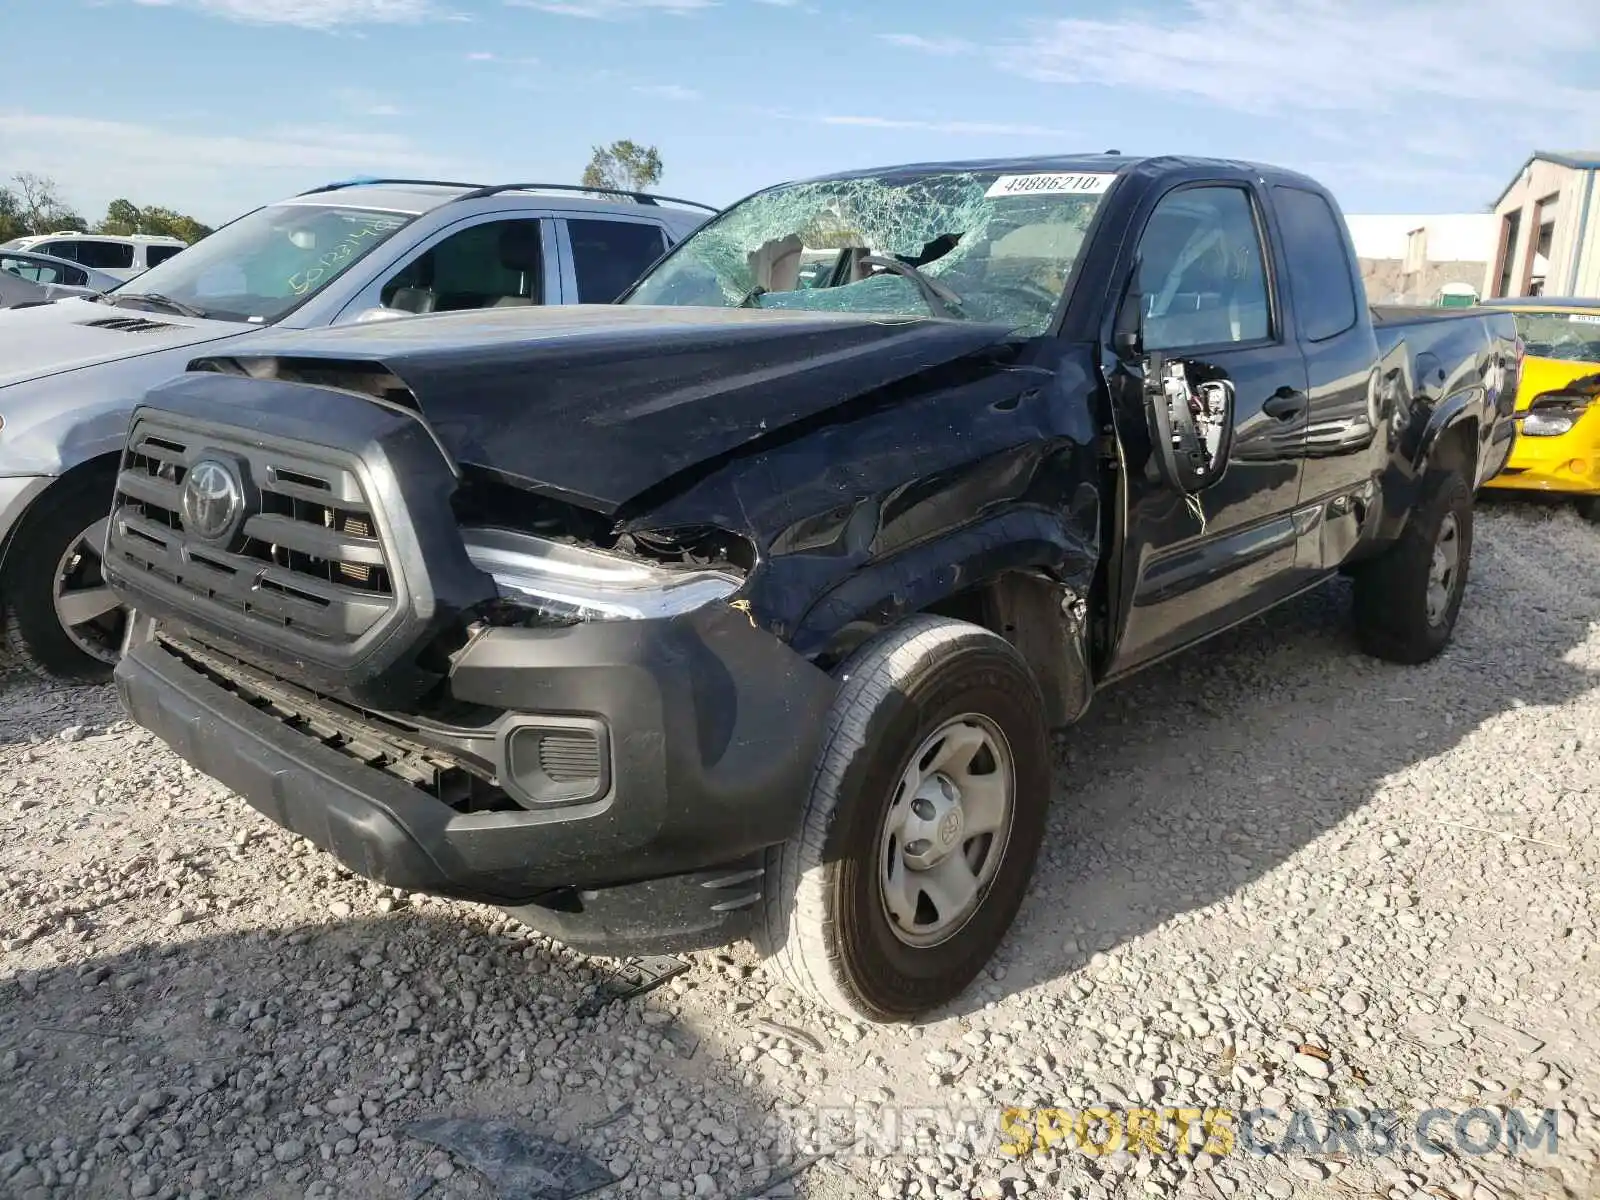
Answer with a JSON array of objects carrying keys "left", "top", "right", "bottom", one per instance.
[
  {"left": 1484, "top": 151, "right": 1600, "bottom": 299},
  {"left": 1345, "top": 213, "right": 1496, "bottom": 305}
]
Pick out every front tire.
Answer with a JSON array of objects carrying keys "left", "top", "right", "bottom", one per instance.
[
  {"left": 1577, "top": 496, "right": 1600, "bottom": 524},
  {"left": 1351, "top": 468, "right": 1473, "bottom": 664},
  {"left": 754, "top": 615, "right": 1051, "bottom": 1022},
  {"left": 1, "top": 469, "right": 125, "bottom": 684}
]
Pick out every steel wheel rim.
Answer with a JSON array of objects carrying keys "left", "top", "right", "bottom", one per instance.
[
  {"left": 1425, "top": 512, "right": 1460, "bottom": 627},
  {"left": 876, "top": 713, "right": 1016, "bottom": 949},
  {"left": 52, "top": 516, "right": 124, "bottom": 665}
]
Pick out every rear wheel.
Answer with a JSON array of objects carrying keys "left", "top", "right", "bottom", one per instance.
[
  {"left": 1351, "top": 468, "right": 1473, "bottom": 664},
  {"left": 2, "top": 470, "right": 125, "bottom": 684},
  {"left": 754, "top": 615, "right": 1051, "bottom": 1021}
]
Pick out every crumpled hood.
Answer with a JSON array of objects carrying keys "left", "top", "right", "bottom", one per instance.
[
  {"left": 199, "top": 304, "right": 1020, "bottom": 514},
  {"left": 0, "top": 296, "right": 250, "bottom": 390}
]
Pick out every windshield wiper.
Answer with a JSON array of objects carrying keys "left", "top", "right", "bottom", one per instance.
[
  {"left": 113, "top": 291, "right": 209, "bottom": 320},
  {"left": 737, "top": 285, "right": 768, "bottom": 308},
  {"left": 858, "top": 255, "right": 966, "bottom": 319}
]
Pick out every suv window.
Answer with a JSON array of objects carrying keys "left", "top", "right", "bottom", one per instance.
[
  {"left": 1136, "top": 185, "right": 1271, "bottom": 353},
  {"left": 145, "top": 244, "right": 185, "bottom": 268},
  {"left": 73, "top": 240, "right": 137, "bottom": 270},
  {"left": 380, "top": 218, "right": 543, "bottom": 314},
  {"left": 1272, "top": 186, "right": 1358, "bottom": 342},
  {"left": 34, "top": 241, "right": 77, "bottom": 261},
  {"left": 567, "top": 219, "right": 665, "bottom": 303}
]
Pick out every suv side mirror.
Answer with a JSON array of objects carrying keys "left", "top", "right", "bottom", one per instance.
[{"left": 1145, "top": 358, "right": 1234, "bottom": 493}]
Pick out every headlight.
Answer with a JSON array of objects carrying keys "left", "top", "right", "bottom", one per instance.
[
  {"left": 462, "top": 527, "right": 743, "bottom": 621},
  {"left": 1522, "top": 412, "right": 1575, "bottom": 437}
]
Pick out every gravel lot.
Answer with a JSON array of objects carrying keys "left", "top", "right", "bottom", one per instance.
[{"left": 3, "top": 499, "right": 1599, "bottom": 1200}]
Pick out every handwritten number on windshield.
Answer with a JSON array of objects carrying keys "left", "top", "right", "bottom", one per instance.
[{"left": 286, "top": 221, "right": 399, "bottom": 296}]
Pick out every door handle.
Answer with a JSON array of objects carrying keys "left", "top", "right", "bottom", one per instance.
[{"left": 1262, "top": 388, "right": 1309, "bottom": 421}]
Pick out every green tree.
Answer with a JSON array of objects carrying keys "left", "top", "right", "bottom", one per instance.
[
  {"left": 94, "top": 199, "right": 213, "bottom": 243},
  {"left": 581, "top": 140, "right": 664, "bottom": 194},
  {"left": 0, "top": 186, "right": 23, "bottom": 243},
  {"left": 98, "top": 198, "right": 143, "bottom": 236},
  {"left": 4, "top": 173, "right": 83, "bottom": 236}
]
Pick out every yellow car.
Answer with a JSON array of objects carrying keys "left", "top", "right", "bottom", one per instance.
[{"left": 1479, "top": 297, "right": 1600, "bottom": 522}]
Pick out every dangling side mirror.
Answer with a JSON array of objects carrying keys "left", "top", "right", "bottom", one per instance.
[{"left": 1145, "top": 360, "right": 1235, "bottom": 494}]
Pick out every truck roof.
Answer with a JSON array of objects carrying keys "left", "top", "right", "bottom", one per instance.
[{"left": 786, "top": 153, "right": 1330, "bottom": 193}]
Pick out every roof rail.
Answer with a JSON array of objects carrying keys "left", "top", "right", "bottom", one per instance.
[
  {"left": 295, "top": 177, "right": 489, "bottom": 196},
  {"left": 451, "top": 182, "right": 719, "bottom": 214}
]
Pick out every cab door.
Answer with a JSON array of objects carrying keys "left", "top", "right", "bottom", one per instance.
[{"left": 1102, "top": 180, "right": 1312, "bottom": 679}]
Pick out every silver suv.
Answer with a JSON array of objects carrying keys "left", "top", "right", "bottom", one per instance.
[{"left": 0, "top": 178, "right": 715, "bottom": 682}]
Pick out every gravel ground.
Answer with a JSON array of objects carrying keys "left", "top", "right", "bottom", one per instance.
[{"left": 3, "top": 499, "right": 1600, "bottom": 1200}]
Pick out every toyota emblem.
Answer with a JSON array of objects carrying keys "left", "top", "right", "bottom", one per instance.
[{"left": 181, "top": 458, "right": 245, "bottom": 543}]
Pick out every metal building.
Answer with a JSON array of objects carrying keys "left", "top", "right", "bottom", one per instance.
[{"left": 1484, "top": 151, "right": 1600, "bottom": 299}]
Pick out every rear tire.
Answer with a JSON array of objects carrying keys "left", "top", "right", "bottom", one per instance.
[
  {"left": 754, "top": 615, "right": 1051, "bottom": 1022},
  {"left": 1, "top": 470, "right": 124, "bottom": 685},
  {"left": 1351, "top": 468, "right": 1473, "bottom": 665}
]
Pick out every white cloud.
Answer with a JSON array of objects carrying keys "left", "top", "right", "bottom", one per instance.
[
  {"left": 331, "top": 87, "right": 406, "bottom": 117},
  {"left": 808, "top": 114, "right": 1069, "bottom": 137},
  {"left": 877, "top": 32, "right": 970, "bottom": 55},
  {"left": 880, "top": 0, "right": 1600, "bottom": 206},
  {"left": 126, "top": 0, "right": 447, "bottom": 28},
  {"left": 506, "top": 0, "right": 713, "bottom": 17},
  {"left": 0, "top": 110, "right": 468, "bottom": 224},
  {"left": 994, "top": 0, "right": 1600, "bottom": 116},
  {"left": 633, "top": 84, "right": 701, "bottom": 101},
  {"left": 464, "top": 49, "right": 540, "bottom": 63}
]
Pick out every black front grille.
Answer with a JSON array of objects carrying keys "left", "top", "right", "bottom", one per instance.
[
  {"left": 108, "top": 419, "right": 397, "bottom": 647},
  {"left": 160, "top": 635, "right": 514, "bottom": 813}
]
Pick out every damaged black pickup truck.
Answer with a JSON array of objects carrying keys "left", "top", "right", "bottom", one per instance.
[{"left": 104, "top": 155, "right": 1520, "bottom": 1021}]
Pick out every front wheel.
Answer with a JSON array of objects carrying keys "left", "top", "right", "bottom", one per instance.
[
  {"left": 1, "top": 470, "right": 126, "bottom": 684},
  {"left": 1351, "top": 468, "right": 1473, "bottom": 664},
  {"left": 1577, "top": 496, "right": 1600, "bottom": 524},
  {"left": 754, "top": 615, "right": 1052, "bottom": 1022}
]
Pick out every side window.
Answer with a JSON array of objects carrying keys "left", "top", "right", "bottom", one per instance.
[
  {"left": 1272, "top": 186, "right": 1358, "bottom": 342},
  {"left": 1136, "top": 186, "right": 1271, "bottom": 353},
  {"left": 35, "top": 241, "right": 76, "bottom": 261},
  {"left": 145, "top": 245, "right": 185, "bottom": 267},
  {"left": 380, "top": 218, "right": 542, "bottom": 314},
  {"left": 567, "top": 219, "right": 667, "bottom": 303},
  {"left": 75, "top": 241, "right": 136, "bottom": 270},
  {"left": 4, "top": 257, "right": 47, "bottom": 283}
]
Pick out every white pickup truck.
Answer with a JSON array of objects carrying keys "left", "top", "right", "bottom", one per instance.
[{"left": 0, "top": 178, "right": 714, "bottom": 682}]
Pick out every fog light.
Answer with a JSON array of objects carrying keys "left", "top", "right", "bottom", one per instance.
[
  {"left": 1523, "top": 412, "right": 1575, "bottom": 437},
  {"left": 1569, "top": 459, "right": 1589, "bottom": 475},
  {"left": 504, "top": 718, "right": 611, "bottom": 807}
]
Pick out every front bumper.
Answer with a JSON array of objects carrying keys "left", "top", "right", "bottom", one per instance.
[
  {"left": 115, "top": 605, "right": 837, "bottom": 952},
  {"left": 1481, "top": 405, "right": 1600, "bottom": 496}
]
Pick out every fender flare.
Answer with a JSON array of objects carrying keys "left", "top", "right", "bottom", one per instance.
[
  {"left": 781, "top": 507, "right": 1100, "bottom": 726},
  {"left": 1411, "top": 387, "right": 1483, "bottom": 477}
]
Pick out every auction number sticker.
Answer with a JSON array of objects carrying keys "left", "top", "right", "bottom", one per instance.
[
  {"left": 985, "top": 173, "right": 1117, "bottom": 198},
  {"left": 1568, "top": 313, "right": 1600, "bottom": 325}
]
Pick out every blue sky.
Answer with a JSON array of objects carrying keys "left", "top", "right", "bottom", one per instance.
[{"left": 3, "top": 0, "right": 1598, "bottom": 227}]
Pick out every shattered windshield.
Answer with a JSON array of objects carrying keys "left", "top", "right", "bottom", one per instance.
[
  {"left": 624, "top": 168, "right": 1115, "bottom": 336},
  {"left": 1509, "top": 312, "right": 1600, "bottom": 365}
]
